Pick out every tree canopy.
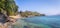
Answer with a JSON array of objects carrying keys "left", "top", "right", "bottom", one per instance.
[{"left": 0, "top": 0, "right": 18, "bottom": 16}]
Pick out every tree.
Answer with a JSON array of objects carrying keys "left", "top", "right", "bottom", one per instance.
[
  {"left": 5, "top": 0, "right": 18, "bottom": 16},
  {"left": 0, "top": 0, "right": 18, "bottom": 16}
]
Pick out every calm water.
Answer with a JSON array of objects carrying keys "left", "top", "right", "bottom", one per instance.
[{"left": 13, "top": 15, "right": 60, "bottom": 28}]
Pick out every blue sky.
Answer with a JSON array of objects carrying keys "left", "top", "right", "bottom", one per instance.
[{"left": 15, "top": 0, "right": 60, "bottom": 15}]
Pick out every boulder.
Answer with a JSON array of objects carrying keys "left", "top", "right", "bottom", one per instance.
[{"left": 0, "top": 13, "right": 9, "bottom": 23}]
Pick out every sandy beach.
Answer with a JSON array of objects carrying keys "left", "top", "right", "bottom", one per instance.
[{"left": 9, "top": 15, "right": 22, "bottom": 19}]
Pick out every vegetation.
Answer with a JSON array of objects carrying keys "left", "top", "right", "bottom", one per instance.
[
  {"left": 0, "top": 0, "right": 45, "bottom": 17},
  {"left": 19, "top": 11, "right": 45, "bottom": 17},
  {"left": 0, "top": 0, "right": 18, "bottom": 16}
]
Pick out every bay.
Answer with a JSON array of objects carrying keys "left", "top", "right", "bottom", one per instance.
[{"left": 13, "top": 15, "right": 60, "bottom": 28}]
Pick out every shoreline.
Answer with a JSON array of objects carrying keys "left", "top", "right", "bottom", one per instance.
[
  {"left": 0, "top": 15, "right": 22, "bottom": 28},
  {"left": 9, "top": 15, "right": 22, "bottom": 24}
]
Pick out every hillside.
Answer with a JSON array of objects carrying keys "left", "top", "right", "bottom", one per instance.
[{"left": 19, "top": 11, "right": 45, "bottom": 17}]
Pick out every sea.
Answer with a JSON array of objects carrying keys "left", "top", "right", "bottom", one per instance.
[{"left": 12, "top": 15, "right": 60, "bottom": 28}]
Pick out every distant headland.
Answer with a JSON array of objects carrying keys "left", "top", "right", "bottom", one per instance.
[{"left": 19, "top": 11, "right": 45, "bottom": 17}]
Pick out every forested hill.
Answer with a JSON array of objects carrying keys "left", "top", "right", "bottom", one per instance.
[{"left": 19, "top": 11, "right": 45, "bottom": 17}]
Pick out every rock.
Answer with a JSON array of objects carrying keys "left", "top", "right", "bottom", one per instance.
[
  {"left": 0, "top": 13, "right": 18, "bottom": 28},
  {"left": 0, "top": 13, "right": 9, "bottom": 23}
]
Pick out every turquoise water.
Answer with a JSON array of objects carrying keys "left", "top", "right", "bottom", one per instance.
[{"left": 13, "top": 15, "right": 60, "bottom": 28}]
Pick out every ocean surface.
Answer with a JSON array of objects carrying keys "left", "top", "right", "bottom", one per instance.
[{"left": 13, "top": 15, "right": 60, "bottom": 28}]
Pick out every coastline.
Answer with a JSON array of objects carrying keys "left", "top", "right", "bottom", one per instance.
[
  {"left": 0, "top": 15, "right": 22, "bottom": 28},
  {"left": 9, "top": 15, "right": 22, "bottom": 19},
  {"left": 9, "top": 15, "right": 22, "bottom": 24}
]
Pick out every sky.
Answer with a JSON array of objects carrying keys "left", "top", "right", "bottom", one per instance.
[{"left": 15, "top": 0, "right": 60, "bottom": 16}]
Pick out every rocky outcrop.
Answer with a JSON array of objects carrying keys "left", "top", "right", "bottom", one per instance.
[
  {"left": 0, "top": 13, "right": 13, "bottom": 28},
  {"left": 0, "top": 13, "right": 9, "bottom": 23}
]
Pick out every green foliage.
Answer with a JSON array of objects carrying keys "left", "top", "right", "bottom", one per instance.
[
  {"left": 0, "top": 0, "right": 18, "bottom": 16},
  {"left": 20, "top": 11, "right": 45, "bottom": 17}
]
